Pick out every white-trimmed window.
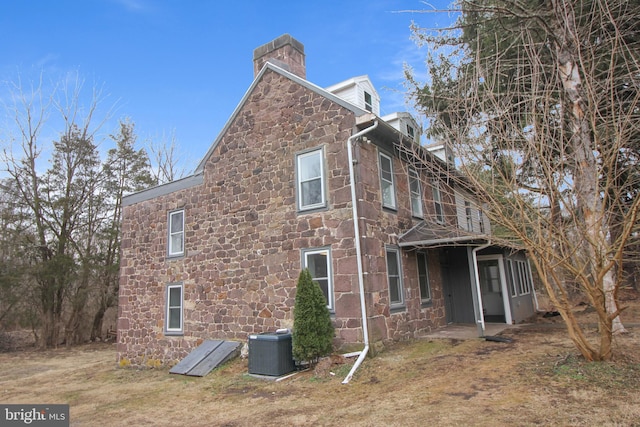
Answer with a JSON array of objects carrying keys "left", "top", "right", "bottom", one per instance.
[
  {"left": 297, "top": 148, "right": 326, "bottom": 211},
  {"left": 517, "top": 260, "right": 532, "bottom": 295},
  {"left": 417, "top": 252, "right": 431, "bottom": 303},
  {"left": 524, "top": 260, "right": 533, "bottom": 294},
  {"left": 302, "top": 248, "right": 333, "bottom": 311},
  {"left": 507, "top": 260, "right": 518, "bottom": 297},
  {"left": 409, "top": 167, "right": 423, "bottom": 218},
  {"left": 465, "top": 200, "right": 473, "bottom": 231},
  {"left": 364, "top": 91, "right": 373, "bottom": 112},
  {"left": 386, "top": 247, "right": 404, "bottom": 308},
  {"left": 511, "top": 260, "right": 522, "bottom": 295},
  {"left": 406, "top": 124, "right": 415, "bottom": 141},
  {"left": 509, "top": 260, "right": 532, "bottom": 296},
  {"left": 432, "top": 180, "right": 444, "bottom": 224},
  {"left": 379, "top": 152, "right": 396, "bottom": 209},
  {"left": 166, "top": 283, "right": 183, "bottom": 334},
  {"left": 168, "top": 209, "right": 184, "bottom": 257}
]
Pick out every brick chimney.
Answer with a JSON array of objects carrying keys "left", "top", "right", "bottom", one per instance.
[{"left": 253, "top": 34, "right": 306, "bottom": 79}]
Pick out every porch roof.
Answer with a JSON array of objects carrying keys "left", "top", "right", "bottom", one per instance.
[{"left": 398, "top": 220, "right": 490, "bottom": 248}]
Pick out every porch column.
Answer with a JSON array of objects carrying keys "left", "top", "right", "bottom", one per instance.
[{"left": 467, "top": 246, "right": 485, "bottom": 337}]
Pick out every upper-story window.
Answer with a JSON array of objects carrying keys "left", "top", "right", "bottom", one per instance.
[
  {"left": 379, "top": 152, "right": 396, "bottom": 210},
  {"left": 168, "top": 209, "right": 184, "bottom": 257},
  {"left": 296, "top": 148, "right": 326, "bottom": 211},
  {"left": 409, "top": 167, "right": 423, "bottom": 218},
  {"left": 478, "top": 208, "right": 486, "bottom": 233},
  {"left": 465, "top": 200, "right": 473, "bottom": 231},
  {"left": 364, "top": 91, "right": 373, "bottom": 112},
  {"left": 432, "top": 180, "right": 444, "bottom": 224}
]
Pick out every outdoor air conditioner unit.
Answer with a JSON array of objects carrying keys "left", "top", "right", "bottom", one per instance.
[{"left": 248, "top": 331, "right": 296, "bottom": 376}]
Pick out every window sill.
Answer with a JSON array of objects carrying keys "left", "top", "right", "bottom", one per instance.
[
  {"left": 382, "top": 206, "right": 398, "bottom": 214},
  {"left": 297, "top": 205, "right": 329, "bottom": 215},
  {"left": 164, "top": 331, "right": 184, "bottom": 336},
  {"left": 390, "top": 305, "right": 406, "bottom": 314}
]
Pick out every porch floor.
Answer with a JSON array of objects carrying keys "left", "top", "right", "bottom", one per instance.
[{"left": 418, "top": 323, "right": 516, "bottom": 340}]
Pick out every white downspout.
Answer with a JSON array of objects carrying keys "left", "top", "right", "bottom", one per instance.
[
  {"left": 472, "top": 241, "right": 491, "bottom": 337},
  {"left": 342, "top": 120, "right": 378, "bottom": 384}
]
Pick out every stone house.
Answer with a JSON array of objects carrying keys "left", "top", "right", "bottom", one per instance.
[{"left": 117, "top": 34, "right": 537, "bottom": 366}]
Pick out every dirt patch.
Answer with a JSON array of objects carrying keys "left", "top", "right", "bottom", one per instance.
[{"left": 1, "top": 292, "right": 639, "bottom": 426}]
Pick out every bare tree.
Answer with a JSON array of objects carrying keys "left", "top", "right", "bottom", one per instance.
[
  {"left": 407, "top": 0, "right": 639, "bottom": 361},
  {"left": 1, "top": 73, "right": 112, "bottom": 347},
  {"left": 146, "top": 129, "right": 189, "bottom": 184}
]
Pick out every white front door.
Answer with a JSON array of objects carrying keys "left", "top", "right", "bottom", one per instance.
[{"left": 477, "top": 256, "right": 512, "bottom": 324}]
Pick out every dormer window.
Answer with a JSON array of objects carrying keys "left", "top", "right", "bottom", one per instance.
[
  {"left": 406, "top": 124, "right": 415, "bottom": 140},
  {"left": 364, "top": 91, "right": 373, "bottom": 112}
]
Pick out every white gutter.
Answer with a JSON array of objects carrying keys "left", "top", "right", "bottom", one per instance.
[
  {"left": 471, "top": 241, "right": 491, "bottom": 337},
  {"left": 342, "top": 120, "right": 378, "bottom": 384},
  {"left": 398, "top": 234, "right": 490, "bottom": 248}
]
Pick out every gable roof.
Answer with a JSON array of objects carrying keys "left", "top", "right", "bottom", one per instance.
[
  {"left": 194, "top": 61, "right": 369, "bottom": 174},
  {"left": 123, "top": 60, "right": 369, "bottom": 206},
  {"left": 324, "top": 75, "right": 380, "bottom": 99},
  {"left": 122, "top": 172, "right": 204, "bottom": 207}
]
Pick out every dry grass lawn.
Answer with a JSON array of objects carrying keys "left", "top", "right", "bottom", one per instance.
[{"left": 1, "top": 291, "right": 639, "bottom": 426}]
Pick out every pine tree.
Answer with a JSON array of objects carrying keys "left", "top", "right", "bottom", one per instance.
[{"left": 292, "top": 269, "right": 334, "bottom": 364}]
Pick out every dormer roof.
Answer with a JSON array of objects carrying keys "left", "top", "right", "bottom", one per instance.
[{"left": 325, "top": 75, "right": 381, "bottom": 116}]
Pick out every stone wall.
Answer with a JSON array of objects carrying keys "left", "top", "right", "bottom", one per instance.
[
  {"left": 118, "top": 69, "right": 448, "bottom": 366},
  {"left": 350, "top": 138, "right": 448, "bottom": 348}
]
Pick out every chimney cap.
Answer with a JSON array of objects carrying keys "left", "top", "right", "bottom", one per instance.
[
  {"left": 252, "top": 34, "right": 306, "bottom": 79},
  {"left": 253, "top": 34, "right": 304, "bottom": 60}
]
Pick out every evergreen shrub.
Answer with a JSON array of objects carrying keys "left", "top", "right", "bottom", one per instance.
[{"left": 292, "top": 269, "right": 334, "bottom": 364}]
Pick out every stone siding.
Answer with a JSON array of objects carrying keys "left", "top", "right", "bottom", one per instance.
[{"left": 118, "top": 69, "right": 447, "bottom": 366}]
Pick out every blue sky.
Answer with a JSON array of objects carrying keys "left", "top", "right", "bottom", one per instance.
[{"left": 1, "top": 0, "right": 455, "bottom": 172}]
